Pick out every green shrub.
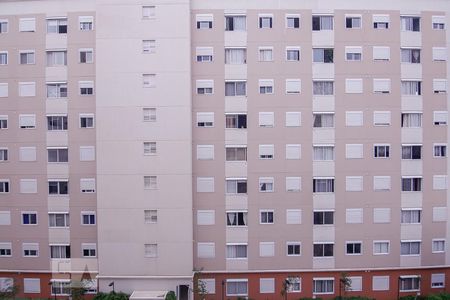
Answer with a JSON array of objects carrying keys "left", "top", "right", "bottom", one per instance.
[{"left": 165, "top": 291, "right": 176, "bottom": 300}]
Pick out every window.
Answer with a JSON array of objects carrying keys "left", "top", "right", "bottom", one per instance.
[
  {"left": 346, "top": 111, "right": 363, "bottom": 126},
  {"left": 286, "top": 14, "right": 300, "bottom": 28},
  {"left": 313, "top": 113, "right": 334, "bottom": 127},
  {"left": 196, "top": 80, "right": 214, "bottom": 94},
  {"left": 259, "top": 144, "right": 274, "bottom": 159},
  {"left": 19, "top": 18, "right": 35, "bottom": 32},
  {"left": 47, "top": 83, "right": 67, "bottom": 98},
  {"left": 22, "top": 212, "right": 37, "bottom": 225},
  {"left": 346, "top": 176, "right": 363, "bottom": 192},
  {"left": 402, "top": 145, "right": 421, "bottom": 160},
  {"left": 374, "top": 145, "right": 390, "bottom": 158},
  {"left": 226, "top": 244, "right": 247, "bottom": 259},
  {"left": 286, "top": 144, "right": 301, "bottom": 160},
  {"left": 286, "top": 177, "right": 301, "bottom": 192},
  {"left": 225, "top": 48, "right": 246, "bottom": 64},
  {"left": 373, "top": 47, "right": 390, "bottom": 61},
  {"left": 144, "top": 176, "right": 157, "bottom": 190},
  {"left": 260, "top": 210, "right": 274, "bottom": 224},
  {"left": 19, "top": 147, "right": 36, "bottom": 161},
  {"left": 259, "top": 79, "right": 273, "bottom": 94},
  {"left": 346, "top": 144, "right": 363, "bottom": 159},
  {"left": 259, "top": 15, "right": 273, "bottom": 28},
  {"left": 19, "top": 114, "right": 36, "bottom": 129},
  {"left": 432, "top": 240, "right": 445, "bottom": 253},
  {"left": 197, "top": 243, "right": 215, "bottom": 258},
  {"left": 80, "top": 114, "right": 94, "bottom": 128},
  {"left": 0, "top": 212, "right": 11, "bottom": 225},
  {"left": 259, "top": 47, "right": 273, "bottom": 62},
  {"left": 226, "top": 211, "right": 247, "bottom": 226},
  {"left": 346, "top": 242, "right": 362, "bottom": 255},
  {"left": 0, "top": 243, "right": 11, "bottom": 257},
  {"left": 144, "top": 244, "right": 157, "bottom": 257},
  {"left": 0, "top": 149, "right": 7, "bottom": 162},
  {"left": 81, "top": 212, "right": 96, "bottom": 225},
  {"left": 286, "top": 112, "right": 301, "bottom": 127},
  {"left": 401, "top": 48, "right": 421, "bottom": 63},
  {"left": 196, "top": 47, "right": 213, "bottom": 62},
  {"left": 313, "top": 146, "right": 334, "bottom": 161},
  {"left": 19, "top": 82, "right": 36, "bottom": 97},
  {"left": 313, "top": 81, "right": 334, "bottom": 95},
  {"left": 225, "top": 81, "right": 246, "bottom": 96},
  {"left": 433, "top": 79, "right": 447, "bottom": 94},
  {"left": 226, "top": 280, "right": 248, "bottom": 296},
  {"left": 0, "top": 83, "right": 8, "bottom": 97},
  {"left": 196, "top": 14, "right": 212, "bottom": 29},
  {"left": 312, "top": 16, "right": 333, "bottom": 31},
  {"left": 47, "top": 18, "right": 67, "bottom": 34},
  {"left": 433, "top": 175, "right": 448, "bottom": 190},
  {"left": 431, "top": 274, "right": 445, "bottom": 288},
  {"left": 401, "top": 210, "right": 421, "bottom": 224},
  {"left": 434, "top": 48, "right": 448, "bottom": 63},
  {"left": 48, "top": 213, "right": 69, "bottom": 228},
  {"left": 142, "top": 40, "right": 156, "bottom": 54},
  {"left": 0, "top": 52, "right": 7, "bottom": 65},
  {"left": 432, "top": 16, "right": 445, "bottom": 30},
  {"left": 400, "top": 276, "right": 421, "bottom": 291},
  {"left": 402, "top": 177, "right": 422, "bottom": 192},
  {"left": 82, "top": 243, "right": 96, "bottom": 257},
  {"left": 286, "top": 79, "right": 301, "bottom": 94},
  {"left": 51, "top": 281, "right": 71, "bottom": 295},
  {"left": 401, "top": 16, "right": 420, "bottom": 32},
  {"left": 226, "top": 114, "right": 247, "bottom": 129},
  {"left": 47, "top": 51, "right": 67, "bottom": 66},
  {"left": 346, "top": 209, "right": 363, "bottom": 224},
  {"left": 401, "top": 113, "right": 422, "bottom": 127},
  {"left": 287, "top": 243, "right": 301, "bottom": 256},
  {"left": 226, "top": 179, "right": 247, "bottom": 194},
  {"left": 374, "top": 111, "right": 391, "bottom": 126},
  {"left": 48, "top": 148, "right": 68, "bottom": 163},
  {"left": 143, "top": 108, "right": 156, "bottom": 122},
  {"left": 142, "top": 74, "right": 155, "bottom": 88},
  {"left": 401, "top": 241, "right": 421, "bottom": 255},
  {"left": 313, "top": 244, "right": 334, "bottom": 257},
  {"left": 259, "top": 112, "right": 274, "bottom": 127},
  {"left": 48, "top": 180, "right": 68, "bottom": 195},
  {"left": 47, "top": 116, "right": 68, "bottom": 130},
  {"left": 197, "top": 210, "right": 215, "bottom": 225},
  {"left": 286, "top": 47, "right": 300, "bottom": 61},
  {"left": 434, "top": 144, "right": 447, "bottom": 157},
  {"left": 0, "top": 20, "right": 8, "bottom": 33},
  {"left": 226, "top": 147, "right": 247, "bottom": 161},
  {"left": 49, "top": 245, "right": 70, "bottom": 259},
  {"left": 286, "top": 209, "right": 301, "bottom": 224},
  {"left": 0, "top": 116, "right": 7, "bottom": 129},
  {"left": 313, "top": 279, "right": 334, "bottom": 294},
  {"left": 373, "top": 78, "right": 391, "bottom": 93},
  {"left": 197, "top": 145, "right": 214, "bottom": 160},
  {"left": 23, "top": 243, "right": 39, "bottom": 257},
  {"left": 260, "top": 242, "right": 275, "bottom": 257},
  {"left": 373, "top": 241, "right": 389, "bottom": 254},
  {"left": 225, "top": 15, "right": 246, "bottom": 31},
  {"left": 345, "top": 46, "right": 362, "bottom": 61},
  {"left": 434, "top": 111, "right": 448, "bottom": 125},
  {"left": 259, "top": 177, "right": 274, "bottom": 192},
  {"left": 197, "top": 177, "right": 214, "bottom": 193},
  {"left": 79, "top": 16, "right": 94, "bottom": 30},
  {"left": 19, "top": 50, "right": 35, "bottom": 65},
  {"left": 373, "top": 14, "right": 389, "bottom": 29},
  {"left": 313, "top": 178, "right": 334, "bottom": 193},
  {"left": 142, "top": 6, "right": 155, "bottom": 19},
  {"left": 20, "top": 179, "right": 37, "bottom": 194},
  {"left": 80, "top": 178, "right": 95, "bottom": 193},
  {"left": 346, "top": 16, "right": 361, "bottom": 28},
  {"left": 0, "top": 180, "right": 9, "bottom": 193},
  {"left": 373, "top": 276, "right": 390, "bottom": 291},
  {"left": 373, "top": 176, "right": 391, "bottom": 191},
  {"left": 197, "top": 112, "right": 214, "bottom": 127},
  {"left": 314, "top": 211, "right": 334, "bottom": 225},
  {"left": 345, "top": 80, "right": 363, "bottom": 94},
  {"left": 79, "top": 49, "right": 93, "bottom": 63},
  {"left": 313, "top": 48, "right": 333, "bottom": 63},
  {"left": 143, "top": 142, "right": 156, "bottom": 155},
  {"left": 260, "top": 278, "right": 275, "bottom": 294}
]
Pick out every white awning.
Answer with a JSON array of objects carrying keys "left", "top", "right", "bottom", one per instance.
[{"left": 130, "top": 291, "right": 168, "bottom": 300}]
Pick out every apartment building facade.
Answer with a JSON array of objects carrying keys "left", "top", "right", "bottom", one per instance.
[{"left": 0, "top": 0, "right": 450, "bottom": 299}]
